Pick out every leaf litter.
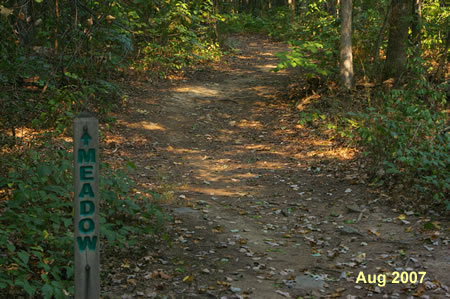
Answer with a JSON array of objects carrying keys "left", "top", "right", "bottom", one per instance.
[{"left": 102, "top": 35, "right": 450, "bottom": 298}]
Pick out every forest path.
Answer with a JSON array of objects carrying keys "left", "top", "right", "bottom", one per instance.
[{"left": 104, "top": 35, "right": 449, "bottom": 298}]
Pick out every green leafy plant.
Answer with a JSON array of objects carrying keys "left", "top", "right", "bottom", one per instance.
[
  {"left": 219, "top": 12, "right": 267, "bottom": 33},
  {"left": 274, "top": 41, "right": 335, "bottom": 78},
  {"left": 352, "top": 86, "right": 448, "bottom": 205},
  {"left": 0, "top": 142, "right": 167, "bottom": 298},
  {"left": 132, "top": 0, "right": 220, "bottom": 76}
]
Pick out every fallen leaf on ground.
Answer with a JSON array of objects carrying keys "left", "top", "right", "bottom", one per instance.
[
  {"left": 151, "top": 270, "right": 171, "bottom": 280},
  {"left": 275, "top": 290, "right": 291, "bottom": 297},
  {"left": 368, "top": 228, "right": 381, "bottom": 237},
  {"left": 183, "top": 275, "right": 194, "bottom": 283}
]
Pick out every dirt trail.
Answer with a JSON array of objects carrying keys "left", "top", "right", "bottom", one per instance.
[{"left": 104, "top": 35, "right": 449, "bottom": 298}]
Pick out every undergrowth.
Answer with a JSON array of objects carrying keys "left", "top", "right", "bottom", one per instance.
[
  {"left": 0, "top": 142, "right": 167, "bottom": 297},
  {"left": 0, "top": 1, "right": 219, "bottom": 297}
]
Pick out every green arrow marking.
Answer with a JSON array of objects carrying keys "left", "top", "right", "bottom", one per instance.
[{"left": 81, "top": 127, "right": 91, "bottom": 146}]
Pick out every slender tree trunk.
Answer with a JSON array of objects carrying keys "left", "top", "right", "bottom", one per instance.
[
  {"left": 54, "top": 0, "right": 59, "bottom": 54},
  {"left": 340, "top": 0, "right": 354, "bottom": 90},
  {"left": 411, "top": 0, "right": 422, "bottom": 45},
  {"left": 373, "top": 2, "right": 392, "bottom": 62},
  {"left": 288, "top": 0, "right": 295, "bottom": 22},
  {"left": 383, "top": 0, "right": 412, "bottom": 81},
  {"left": 251, "top": 0, "right": 257, "bottom": 14},
  {"left": 212, "top": 0, "right": 220, "bottom": 43},
  {"left": 433, "top": 1, "right": 448, "bottom": 81},
  {"left": 74, "top": 0, "right": 78, "bottom": 28},
  {"left": 433, "top": 29, "right": 449, "bottom": 81},
  {"left": 327, "top": 0, "right": 337, "bottom": 17},
  {"left": 336, "top": 0, "right": 340, "bottom": 18},
  {"left": 298, "top": 0, "right": 307, "bottom": 15}
]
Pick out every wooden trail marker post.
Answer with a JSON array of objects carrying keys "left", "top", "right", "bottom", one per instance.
[{"left": 74, "top": 113, "right": 100, "bottom": 299}]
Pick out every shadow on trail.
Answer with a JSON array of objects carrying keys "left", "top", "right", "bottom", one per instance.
[{"left": 103, "top": 34, "right": 450, "bottom": 299}]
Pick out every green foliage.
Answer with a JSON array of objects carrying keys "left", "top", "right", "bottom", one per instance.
[
  {"left": 219, "top": 12, "right": 267, "bottom": 33},
  {"left": 100, "top": 161, "right": 168, "bottom": 244},
  {"left": 263, "top": 7, "right": 296, "bottom": 39},
  {"left": 274, "top": 41, "right": 335, "bottom": 78},
  {"left": 421, "top": 1, "right": 449, "bottom": 51},
  {"left": 247, "top": 0, "right": 448, "bottom": 209},
  {"left": 261, "top": 5, "right": 339, "bottom": 80},
  {"left": 0, "top": 2, "right": 217, "bottom": 296},
  {"left": 132, "top": 0, "right": 221, "bottom": 76},
  {"left": 0, "top": 0, "right": 127, "bottom": 137},
  {"left": 0, "top": 0, "right": 222, "bottom": 139},
  {"left": 0, "top": 142, "right": 166, "bottom": 297},
  {"left": 352, "top": 86, "right": 448, "bottom": 204},
  {"left": 298, "top": 63, "right": 448, "bottom": 207},
  {"left": 0, "top": 149, "right": 74, "bottom": 298},
  {"left": 297, "top": 110, "right": 327, "bottom": 126}
]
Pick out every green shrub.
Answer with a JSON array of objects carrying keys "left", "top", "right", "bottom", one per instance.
[
  {"left": 132, "top": 0, "right": 220, "bottom": 76},
  {"left": 0, "top": 142, "right": 166, "bottom": 298},
  {"left": 352, "top": 87, "right": 448, "bottom": 206},
  {"left": 267, "top": 7, "right": 338, "bottom": 80},
  {"left": 274, "top": 40, "right": 335, "bottom": 78},
  {"left": 218, "top": 13, "right": 267, "bottom": 33}
]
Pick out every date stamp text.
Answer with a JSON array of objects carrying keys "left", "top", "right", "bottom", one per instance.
[{"left": 356, "top": 271, "right": 427, "bottom": 287}]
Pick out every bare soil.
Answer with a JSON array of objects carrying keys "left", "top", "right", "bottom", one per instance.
[{"left": 102, "top": 35, "right": 449, "bottom": 299}]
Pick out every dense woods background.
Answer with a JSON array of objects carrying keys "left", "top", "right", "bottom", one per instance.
[{"left": 0, "top": 0, "right": 448, "bottom": 297}]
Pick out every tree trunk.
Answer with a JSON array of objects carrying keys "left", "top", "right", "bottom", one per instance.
[
  {"left": 383, "top": 0, "right": 412, "bottom": 81},
  {"left": 373, "top": 2, "right": 392, "bottom": 62},
  {"left": 411, "top": 0, "right": 422, "bottom": 45},
  {"left": 340, "top": 0, "right": 354, "bottom": 90},
  {"left": 288, "top": 0, "right": 295, "bottom": 21},
  {"left": 433, "top": 29, "right": 449, "bottom": 81},
  {"left": 212, "top": 0, "right": 220, "bottom": 43},
  {"left": 327, "top": 0, "right": 337, "bottom": 17},
  {"left": 54, "top": 0, "right": 59, "bottom": 54}
]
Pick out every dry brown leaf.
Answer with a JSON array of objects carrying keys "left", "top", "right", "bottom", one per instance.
[
  {"left": 183, "top": 275, "right": 194, "bottom": 283},
  {"left": 330, "top": 287, "right": 346, "bottom": 297},
  {"left": 275, "top": 290, "right": 291, "bottom": 297},
  {"left": 298, "top": 229, "right": 311, "bottom": 234},
  {"left": 413, "top": 284, "right": 426, "bottom": 297},
  {"left": 151, "top": 270, "right": 171, "bottom": 280},
  {"left": 23, "top": 76, "right": 40, "bottom": 83},
  {"left": 217, "top": 280, "right": 231, "bottom": 287},
  {"left": 0, "top": 6, "right": 14, "bottom": 17},
  {"left": 368, "top": 228, "right": 381, "bottom": 237},
  {"left": 398, "top": 214, "right": 406, "bottom": 220},
  {"left": 105, "top": 15, "right": 116, "bottom": 21},
  {"left": 127, "top": 278, "right": 137, "bottom": 286},
  {"left": 121, "top": 262, "right": 131, "bottom": 268}
]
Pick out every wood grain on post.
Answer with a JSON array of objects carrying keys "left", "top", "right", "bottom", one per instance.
[{"left": 74, "top": 113, "right": 100, "bottom": 299}]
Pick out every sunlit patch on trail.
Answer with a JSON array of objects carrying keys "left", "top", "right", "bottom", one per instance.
[
  {"left": 260, "top": 51, "right": 275, "bottom": 57},
  {"left": 236, "top": 119, "right": 262, "bottom": 129},
  {"left": 128, "top": 121, "right": 166, "bottom": 131},
  {"left": 179, "top": 186, "right": 243, "bottom": 197},
  {"left": 165, "top": 147, "right": 202, "bottom": 154},
  {"left": 259, "top": 63, "right": 278, "bottom": 70},
  {"left": 244, "top": 144, "right": 272, "bottom": 151},
  {"left": 174, "top": 85, "right": 219, "bottom": 97}
]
